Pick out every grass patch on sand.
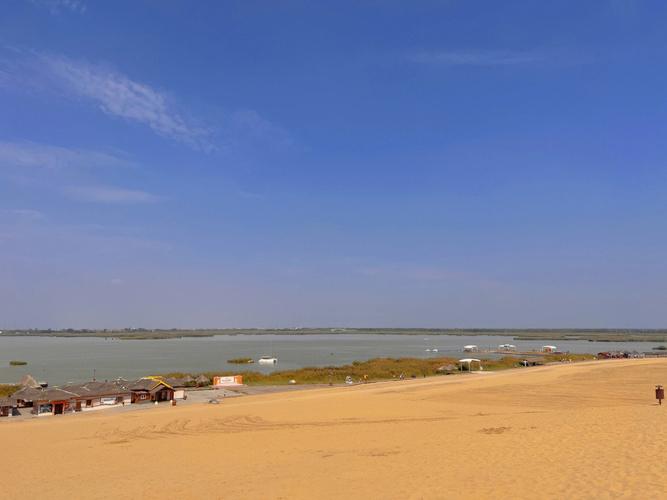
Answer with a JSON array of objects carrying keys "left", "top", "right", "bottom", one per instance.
[
  {"left": 161, "top": 353, "right": 597, "bottom": 386},
  {"left": 482, "top": 353, "right": 595, "bottom": 371}
]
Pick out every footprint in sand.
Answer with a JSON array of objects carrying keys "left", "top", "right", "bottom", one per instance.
[{"left": 479, "top": 426, "right": 512, "bottom": 435}]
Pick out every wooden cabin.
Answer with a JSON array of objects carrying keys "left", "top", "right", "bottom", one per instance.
[
  {"left": 31, "top": 388, "right": 79, "bottom": 416},
  {"left": 129, "top": 378, "right": 174, "bottom": 404},
  {"left": 62, "top": 381, "right": 132, "bottom": 411},
  {"left": 10, "top": 386, "right": 43, "bottom": 409},
  {"left": 0, "top": 398, "right": 17, "bottom": 417}
]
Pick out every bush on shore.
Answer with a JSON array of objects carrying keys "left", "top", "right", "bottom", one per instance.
[
  {"left": 161, "top": 353, "right": 596, "bottom": 386},
  {"left": 0, "top": 384, "right": 19, "bottom": 397}
]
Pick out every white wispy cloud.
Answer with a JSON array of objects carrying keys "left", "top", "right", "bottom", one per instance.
[
  {"left": 359, "top": 265, "right": 460, "bottom": 282},
  {"left": 64, "top": 185, "right": 161, "bottom": 204},
  {"left": 0, "top": 141, "right": 134, "bottom": 170},
  {"left": 0, "top": 208, "right": 45, "bottom": 220},
  {"left": 407, "top": 49, "right": 542, "bottom": 67},
  {"left": 29, "top": 0, "right": 86, "bottom": 14},
  {"left": 1, "top": 49, "right": 290, "bottom": 153},
  {"left": 0, "top": 67, "right": 10, "bottom": 87},
  {"left": 610, "top": 0, "right": 638, "bottom": 17},
  {"left": 227, "top": 110, "right": 294, "bottom": 149},
  {"left": 37, "top": 54, "right": 212, "bottom": 150},
  {"left": 357, "top": 263, "right": 504, "bottom": 291}
]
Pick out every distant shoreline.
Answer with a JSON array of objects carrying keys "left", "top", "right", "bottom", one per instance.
[{"left": 1, "top": 328, "right": 667, "bottom": 342}]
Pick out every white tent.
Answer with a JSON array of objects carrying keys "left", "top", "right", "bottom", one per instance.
[
  {"left": 459, "top": 358, "right": 483, "bottom": 371},
  {"left": 463, "top": 345, "right": 479, "bottom": 352},
  {"left": 542, "top": 345, "right": 557, "bottom": 353}
]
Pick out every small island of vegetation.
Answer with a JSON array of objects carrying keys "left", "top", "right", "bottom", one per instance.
[
  {"left": 9, "top": 360, "right": 27, "bottom": 366},
  {"left": 227, "top": 357, "right": 254, "bottom": 364}
]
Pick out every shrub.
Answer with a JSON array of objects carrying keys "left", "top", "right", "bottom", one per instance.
[{"left": 0, "top": 385, "right": 19, "bottom": 397}]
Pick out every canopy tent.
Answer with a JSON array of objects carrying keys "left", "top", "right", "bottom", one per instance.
[
  {"left": 463, "top": 345, "right": 479, "bottom": 352},
  {"left": 458, "top": 358, "right": 483, "bottom": 371}
]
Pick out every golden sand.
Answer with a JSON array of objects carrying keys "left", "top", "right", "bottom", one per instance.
[{"left": 3, "top": 358, "right": 667, "bottom": 499}]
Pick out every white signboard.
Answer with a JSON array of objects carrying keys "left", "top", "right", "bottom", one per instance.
[{"left": 213, "top": 375, "right": 243, "bottom": 387}]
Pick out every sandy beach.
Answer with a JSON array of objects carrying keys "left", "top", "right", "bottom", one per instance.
[{"left": 3, "top": 358, "right": 667, "bottom": 499}]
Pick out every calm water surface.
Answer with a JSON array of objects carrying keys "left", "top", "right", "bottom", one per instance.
[{"left": 0, "top": 334, "right": 663, "bottom": 385}]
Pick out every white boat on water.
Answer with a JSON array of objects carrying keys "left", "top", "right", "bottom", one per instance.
[{"left": 258, "top": 356, "right": 278, "bottom": 364}]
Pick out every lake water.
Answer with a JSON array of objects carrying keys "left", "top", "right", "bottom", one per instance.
[{"left": 0, "top": 334, "right": 663, "bottom": 385}]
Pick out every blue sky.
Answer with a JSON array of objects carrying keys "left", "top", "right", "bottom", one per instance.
[{"left": 2, "top": 0, "right": 667, "bottom": 328}]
